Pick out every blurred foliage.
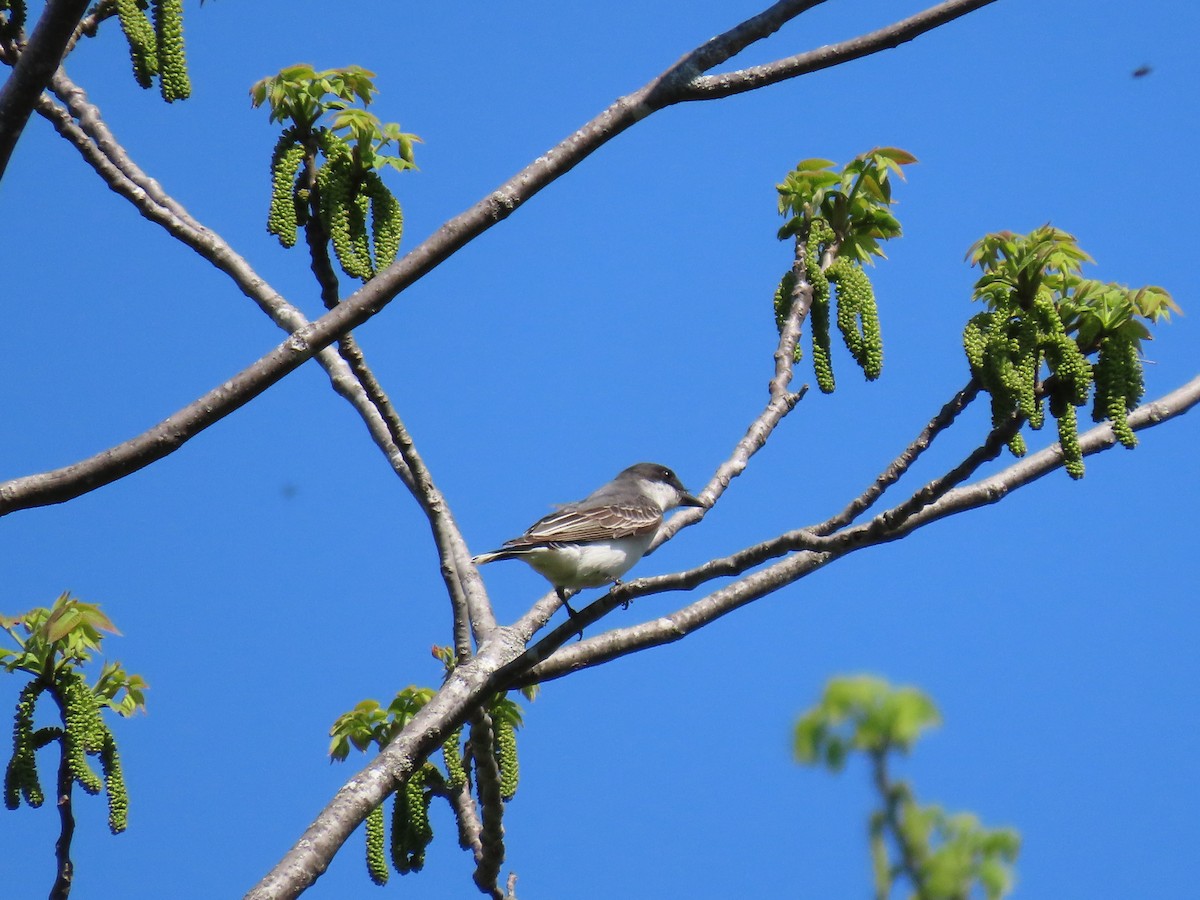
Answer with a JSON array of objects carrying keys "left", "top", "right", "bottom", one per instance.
[{"left": 796, "top": 676, "right": 1020, "bottom": 900}]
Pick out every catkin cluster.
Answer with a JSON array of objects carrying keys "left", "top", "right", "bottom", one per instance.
[
  {"left": 776, "top": 217, "right": 884, "bottom": 393},
  {"left": 114, "top": 0, "right": 190, "bottom": 101},
  {"left": 354, "top": 698, "right": 522, "bottom": 886},
  {"left": 391, "top": 764, "right": 435, "bottom": 874},
  {"left": 828, "top": 256, "right": 883, "bottom": 381},
  {"left": 314, "top": 135, "right": 404, "bottom": 281},
  {"left": 4, "top": 671, "right": 129, "bottom": 833},
  {"left": 963, "top": 295, "right": 1093, "bottom": 477}
]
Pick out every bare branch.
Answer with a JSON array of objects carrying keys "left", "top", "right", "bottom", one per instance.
[
  {"left": 33, "top": 76, "right": 497, "bottom": 636},
  {"left": 814, "top": 378, "right": 981, "bottom": 534},
  {"left": 6, "top": 0, "right": 1001, "bottom": 520},
  {"left": 652, "top": 235, "right": 815, "bottom": 549},
  {"left": 0, "top": 0, "right": 90, "bottom": 178},
  {"left": 679, "top": 0, "right": 1003, "bottom": 101},
  {"left": 515, "top": 375, "right": 1200, "bottom": 684}
]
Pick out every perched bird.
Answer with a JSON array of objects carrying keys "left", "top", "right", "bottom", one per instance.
[{"left": 472, "top": 462, "right": 706, "bottom": 613}]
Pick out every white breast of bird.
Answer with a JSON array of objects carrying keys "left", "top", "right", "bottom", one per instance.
[{"left": 519, "top": 533, "right": 656, "bottom": 589}]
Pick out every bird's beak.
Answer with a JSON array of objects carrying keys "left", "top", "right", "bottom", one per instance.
[{"left": 680, "top": 492, "right": 708, "bottom": 509}]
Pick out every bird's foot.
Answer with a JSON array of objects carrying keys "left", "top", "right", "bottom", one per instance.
[
  {"left": 612, "top": 578, "right": 631, "bottom": 610},
  {"left": 556, "top": 588, "right": 585, "bottom": 641}
]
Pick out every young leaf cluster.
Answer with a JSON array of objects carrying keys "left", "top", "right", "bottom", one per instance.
[
  {"left": 795, "top": 676, "right": 1020, "bottom": 900},
  {"left": 2, "top": 593, "right": 146, "bottom": 836},
  {"left": 251, "top": 65, "right": 418, "bottom": 282},
  {"left": 113, "top": 0, "right": 190, "bottom": 101},
  {"left": 774, "top": 149, "right": 914, "bottom": 391},
  {"left": 329, "top": 649, "right": 529, "bottom": 887},
  {"left": 963, "top": 226, "right": 1177, "bottom": 478}
]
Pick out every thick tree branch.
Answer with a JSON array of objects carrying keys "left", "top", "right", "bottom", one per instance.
[
  {"left": 34, "top": 75, "right": 496, "bottom": 636},
  {"left": 245, "top": 621, "right": 535, "bottom": 900},
  {"left": 0, "top": 0, "right": 90, "bottom": 179},
  {"left": 6, "top": 0, "right": 996, "bottom": 520}
]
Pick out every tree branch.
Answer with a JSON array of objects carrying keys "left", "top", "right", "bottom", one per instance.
[
  {"left": 0, "top": 0, "right": 90, "bottom": 180},
  {"left": 50, "top": 734, "right": 75, "bottom": 900},
  {"left": 33, "top": 75, "right": 496, "bottom": 637},
  {"left": 511, "top": 374, "right": 1200, "bottom": 684},
  {"left": 677, "top": 0, "right": 1003, "bottom": 101},
  {"left": 6, "top": 0, "right": 999, "bottom": 520},
  {"left": 813, "top": 378, "right": 981, "bottom": 534},
  {"left": 245, "top": 621, "right": 535, "bottom": 899}
]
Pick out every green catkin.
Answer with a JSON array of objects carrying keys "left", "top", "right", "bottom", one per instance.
[
  {"left": 152, "top": 0, "right": 190, "bottom": 102},
  {"left": 773, "top": 270, "right": 805, "bottom": 362},
  {"left": 60, "top": 672, "right": 104, "bottom": 795},
  {"left": 1015, "top": 311, "right": 1041, "bottom": 427},
  {"left": 1094, "top": 337, "right": 1138, "bottom": 448},
  {"left": 365, "top": 803, "right": 389, "bottom": 885},
  {"left": 99, "top": 730, "right": 128, "bottom": 834},
  {"left": 1056, "top": 402, "right": 1085, "bottom": 479},
  {"left": 389, "top": 782, "right": 412, "bottom": 875},
  {"left": 962, "top": 312, "right": 992, "bottom": 375},
  {"left": 267, "top": 135, "right": 305, "bottom": 247},
  {"left": 362, "top": 171, "right": 403, "bottom": 272},
  {"left": 390, "top": 766, "right": 433, "bottom": 875},
  {"left": 805, "top": 222, "right": 835, "bottom": 393},
  {"left": 318, "top": 153, "right": 372, "bottom": 281},
  {"left": 828, "top": 257, "right": 883, "bottom": 380},
  {"left": 348, "top": 190, "right": 374, "bottom": 279},
  {"left": 493, "top": 719, "right": 519, "bottom": 802},
  {"left": 5, "top": 682, "right": 44, "bottom": 809},
  {"left": 1121, "top": 337, "right": 1145, "bottom": 409},
  {"left": 114, "top": 0, "right": 158, "bottom": 89},
  {"left": 441, "top": 728, "right": 466, "bottom": 791},
  {"left": 1044, "top": 333, "right": 1091, "bottom": 407}
]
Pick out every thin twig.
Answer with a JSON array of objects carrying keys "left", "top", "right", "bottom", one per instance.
[
  {"left": 679, "top": 0, "right": 1002, "bottom": 101},
  {"left": 813, "top": 378, "right": 981, "bottom": 534}
]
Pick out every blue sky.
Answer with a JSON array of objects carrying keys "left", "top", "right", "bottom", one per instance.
[{"left": 3, "top": 1, "right": 1199, "bottom": 897}]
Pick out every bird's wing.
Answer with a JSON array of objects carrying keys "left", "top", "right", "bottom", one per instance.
[{"left": 503, "top": 499, "right": 662, "bottom": 547}]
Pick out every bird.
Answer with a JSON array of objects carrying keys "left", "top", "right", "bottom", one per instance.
[{"left": 472, "top": 462, "right": 706, "bottom": 615}]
